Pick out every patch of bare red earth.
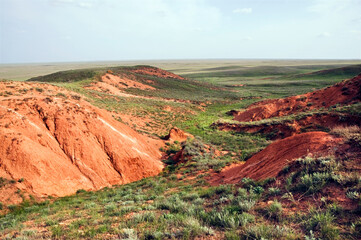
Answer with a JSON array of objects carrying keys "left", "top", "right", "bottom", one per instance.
[
  {"left": 233, "top": 74, "right": 361, "bottom": 122},
  {"left": 0, "top": 81, "right": 163, "bottom": 204},
  {"left": 215, "top": 113, "right": 361, "bottom": 140},
  {"left": 85, "top": 73, "right": 155, "bottom": 97},
  {"left": 165, "top": 127, "right": 194, "bottom": 143},
  {"left": 210, "top": 132, "right": 341, "bottom": 184},
  {"left": 130, "top": 66, "right": 185, "bottom": 80}
]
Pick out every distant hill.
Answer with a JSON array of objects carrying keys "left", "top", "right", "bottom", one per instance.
[{"left": 294, "top": 64, "right": 361, "bottom": 79}]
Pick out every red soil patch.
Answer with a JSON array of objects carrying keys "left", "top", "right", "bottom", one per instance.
[
  {"left": 210, "top": 132, "right": 341, "bottom": 184},
  {"left": 0, "top": 81, "right": 163, "bottom": 204},
  {"left": 85, "top": 73, "right": 194, "bottom": 105},
  {"left": 86, "top": 73, "right": 155, "bottom": 95},
  {"left": 130, "top": 66, "right": 185, "bottom": 80},
  {"left": 101, "top": 73, "right": 155, "bottom": 90},
  {"left": 215, "top": 113, "right": 361, "bottom": 140},
  {"left": 165, "top": 127, "right": 194, "bottom": 143},
  {"left": 234, "top": 74, "right": 361, "bottom": 122}
]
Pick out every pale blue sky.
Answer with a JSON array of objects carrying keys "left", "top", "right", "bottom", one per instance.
[{"left": 1, "top": 0, "right": 361, "bottom": 63}]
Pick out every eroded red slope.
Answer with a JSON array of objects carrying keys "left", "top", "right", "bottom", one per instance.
[
  {"left": 0, "top": 81, "right": 163, "bottom": 204},
  {"left": 234, "top": 74, "right": 361, "bottom": 122},
  {"left": 210, "top": 132, "right": 341, "bottom": 184},
  {"left": 130, "top": 66, "right": 185, "bottom": 80},
  {"left": 215, "top": 113, "right": 361, "bottom": 140}
]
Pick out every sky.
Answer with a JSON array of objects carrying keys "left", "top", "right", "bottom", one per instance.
[{"left": 0, "top": 0, "right": 361, "bottom": 63}]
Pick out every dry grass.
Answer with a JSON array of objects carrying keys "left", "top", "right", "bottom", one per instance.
[{"left": 330, "top": 126, "right": 361, "bottom": 146}]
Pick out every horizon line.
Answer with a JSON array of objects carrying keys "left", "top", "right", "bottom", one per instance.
[{"left": 1, "top": 58, "right": 361, "bottom": 65}]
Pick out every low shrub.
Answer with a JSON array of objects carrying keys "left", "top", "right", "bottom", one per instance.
[
  {"left": 244, "top": 224, "right": 293, "bottom": 239},
  {"left": 304, "top": 209, "right": 339, "bottom": 240},
  {"left": 268, "top": 187, "right": 281, "bottom": 196},
  {"left": 266, "top": 200, "right": 283, "bottom": 221},
  {"left": 297, "top": 172, "right": 332, "bottom": 194},
  {"left": 201, "top": 209, "right": 254, "bottom": 229}
]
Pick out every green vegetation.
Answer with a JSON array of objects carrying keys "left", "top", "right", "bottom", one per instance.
[
  {"left": 184, "top": 63, "right": 361, "bottom": 98},
  {"left": 1, "top": 61, "right": 361, "bottom": 239},
  {"left": 28, "top": 69, "right": 97, "bottom": 83},
  {"left": 2, "top": 154, "right": 359, "bottom": 239}
]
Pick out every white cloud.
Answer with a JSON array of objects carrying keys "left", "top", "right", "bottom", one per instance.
[
  {"left": 308, "top": 0, "right": 359, "bottom": 16},
  {"left": 350, "top": 30, "right": 361, "bottom": 34},
  {"left": 240, "top": 36, "right": 253, "bottom": 41},
  {"left": 50, "top": 0, "right": 94, "bottom": 8},
  {"left": 77, "top": 2, "right": 93, "bottom": 8},
  {"left": 51, "top": 0, "right": 75, "bottom": 5},
  {"left": 233, "top": 8, "right": 252, "bottom": 14},
  {"left": 318, "top": 32, "right": 331, "bottom": 37}
]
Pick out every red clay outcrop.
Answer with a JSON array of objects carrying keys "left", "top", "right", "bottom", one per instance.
[
  {"left": 165, "top": 127, "right": 194, "bottom": 143},
  {"left": 0, "top": 81, "right": 163, "bottom": 204},
  {"left": 130, "top": 66, "right": 185, "bottom": 80},
  {"left": 85, "top": 73, "right": 155, "bottom": 96},
  {"left": 215, "top": 113, "right": 361, "bottom": 140},
  {"left": 210, "top": 132, "right": 341, "bottom": 184},
  {"left": 234, "top": 74, "right": 361, "bottom": 122}
]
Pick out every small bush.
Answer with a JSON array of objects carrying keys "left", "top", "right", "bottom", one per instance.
[
  {"left": 182, "top": 192, "right": 200, "bottom": 201},
  {"left": 182, "top": 217, "right": 215, "bottom": 237},
  {"left": 76, "top": 189, "right": 87, "bottom": 194},
  {"left": 199, "top": 186, "right": 218, "bottom": 198},
  {"left": 297, "top": 172, "right": 331, "bottom": 193},
  {"left": 201, "top": 209, "right": 254, "bottom": 229},
  {"left": 304, "top": 210, "right": 339, "bottom": 240},
  {"left": 56, "top": 92, "right": 67, "bottom": 98},
  {"left": 268, "top": 187, "right": 281, "bottom": 196},
  {"left": 130, "top": 212, "right": 156, "bottom": 224},
  {"left": 236, "top": 199, "right": 256, "bottom": 213},
  {"left": 166, "top": 143, "right": 181, "bottom": 154},
  {"left": 104, "top": 203, "right": 117, "bottom": 214},
  {"left": 346, "top": 191, "right": 360, "bottom": 200},
  {"left": 266, "top": 200, "right": 283, "bottom": 220},
  {"left": 119, "top": 228, "right": 138, "bottom": 239},
  {"left": 244, "top": 224, "right": 293, "bottom": 239},
  {"left": 241, "top": 178, "right": 256, "bottom": 189},
  {"left": 51, "top": 225, "right": 65, "bottom": 238},
  {"left": 215, "top": 184, "right": 233, "bottom": 195},
  {"left": 225, "top": 230, "right": 241, "bottom": 240},
  {"left": 202, "top": 209, "right": 240, "bottom": 229},
  {"left": 35, "top": 87, "right": 44, "bottom": 92},
  {"left": 252, "top": 186, "right": 264, "bottom": 194},
  {"left": 71, "top": 94, "right": 81, "bottom": 100}
]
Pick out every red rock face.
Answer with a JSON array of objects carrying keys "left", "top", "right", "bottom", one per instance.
[
  {"left": 234, "top": 74, "right": 361, "bottom": 122},
  {"left": 210, "top": 132, "right": 341, "bottom": 184},
  {"left": 0, "top": 82, "right": 163, "bottom": 204},
  {"left": 165, "top": 127, "right": 193, "bottom": 143}
]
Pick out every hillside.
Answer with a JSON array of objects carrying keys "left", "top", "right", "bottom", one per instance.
[
  {"left": 212, "top": 73, "right": 361, "bottom": 181},
  {"left": 233, "top": 74, "right": 361, "bottom": 122},
  {"left": 1, "top": 63, "right": 361, "bottom": 240},
  {"left": 0, "top": 81, "right": 163, "bottom": 205},
  {"left": 295, "top": 64, "right": 361, "bottom": 79},
  {"left": 28, "top": 65, "right": 237, "bottom": 102}
]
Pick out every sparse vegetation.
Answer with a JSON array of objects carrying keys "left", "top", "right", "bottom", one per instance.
[
  {"left": 1, "top": 62, "right": 360, "bottom": 239},
  {"left": 331, "top": 125, "right": 361, "bottom": 146}
]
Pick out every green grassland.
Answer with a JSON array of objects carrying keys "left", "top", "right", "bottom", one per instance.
[
  {"left": 1, "top": 59, "right": 360, "bottom": 81},
  {"left": 1, "top": 60, "right": 361, "bottom": 239}
]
